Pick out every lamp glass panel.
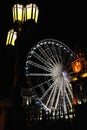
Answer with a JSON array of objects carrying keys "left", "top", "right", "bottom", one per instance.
[
  {"left": 6, "top": 29, "right": 17, "bottom": 46},
  {"left": 32, "top": 4, "right": 36, "bottom": 20},
  {"left": 11, "top": 32, "right": 17, "bottom": 46},
  {"left": 25, "top": 3, "right": 39, "bottom": 23},
  {"left": 12, "top": 4, "right": 24, "bottom": 22},
  {"left": 18, "top": 6, "right": 23, "bottom": 21},
  {"left": 26, "top": 4, "right": 32, "bottom": 20},
  {"left": 35, "top": 7, "right": 39, "bottom": 23}
]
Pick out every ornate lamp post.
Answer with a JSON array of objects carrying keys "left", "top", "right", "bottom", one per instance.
[
  {"left": 0, "top": 2, "right": 39, "bottom": 129},
  {"left": 4, "top": 3, "right": 39, "bottom": 129},
  {"left": 6, "top": 3, "right": 39, "bottom": 105}
]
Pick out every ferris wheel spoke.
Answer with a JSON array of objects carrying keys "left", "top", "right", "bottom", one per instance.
[
  {"left": 33, "top": 77, "right": 53, "bottom": 89},
  {"left": 65, "top": 91, "right": 73, "bottom": 109},
  {"left": 63, "top": 97, "right": 68, "bottom": 114},
  {"left": 54, "top": 90, "right": 61, "bottom": 110},
  {"left": 57, "top": 45, "right": 63, "bottom": 63},
  {"left": 49, "top": 83, "right": 58, "bottom": 109},
  {"left": 51, "top": 43, "right": 60, "bottom": 63},
  {"left": 28, "top": 60, "right": 51, "bottom": 72},
  {"left": 29, "top": 73, "right": 52, "bottom": 76},
  {"left": 64, "top": 77, "right": 74, "bottom": 99},
  {"left": 46, "top": 80, "right": 58, "bottom": 108},
  {"left": 36, "top": 45, "right": 54, "bottom": 67},
  {"left": 55, "top": 77, "right": 64, "bottom": 109},
  {"left": 40, "top": 80, "right": 55, "bottom": 101},
  {"left": 62, "top": 77, "right": 73, "bottom": 109},
  {"left": 46, "top": 76, "right": 62, "bottom": 109},
  {"left": 32, "top": 51, "right": 53, "bottom": 69},
  {"left": 44, "top": 42, "right": 58, "bottom": 65},
  {"left": 45, "top": 84, "right": 55, "bottom": 108}
]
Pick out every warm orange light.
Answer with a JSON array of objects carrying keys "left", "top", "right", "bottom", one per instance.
[
  {"left": 71, "top": 76, "right": 78, "bottom": 81},
  {"left": 72, "top": 59, "right": 82, "bottom": 73},
  {"left": 80, "top": 72, "right": 87, "bottom": 78},
  {"left": 73, "top": 98, "right": 77, "bottom": 105}
]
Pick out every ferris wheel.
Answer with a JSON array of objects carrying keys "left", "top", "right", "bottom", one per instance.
[{"left": 25, "top": 38, "right": 75, "bottom": 118}]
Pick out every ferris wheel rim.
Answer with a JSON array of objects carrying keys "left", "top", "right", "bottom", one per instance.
[
  {"left": 25, "top": 38, "right": 75, "bottom": 117},
  {"left": 27, "top": 38, "right": 75, "bottom": 57}
]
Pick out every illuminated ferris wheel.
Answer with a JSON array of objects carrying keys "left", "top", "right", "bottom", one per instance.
[{"left": 25, "top": 38, "right": 75, "bottom": 118}]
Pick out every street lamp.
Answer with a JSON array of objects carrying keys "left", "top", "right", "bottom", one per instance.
[
  {"left": 1, "top": 2, "right": 39, "bottom": 129},
  {"left": 12, "top": 3, "right": 39, "bottom": 24},
  {"left": 6, "top": 3, "right": 39, "bottom": 46},
  {"left": 7, "top": 2, "right": 39, "bottom": 103}
]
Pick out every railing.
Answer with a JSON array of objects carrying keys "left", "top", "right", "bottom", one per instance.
[
  {"left": 24, "top": 107, "right": 75, "bottom": 129},
  {"left": 1, "top": 102, "right": 87, "bottom": 130}
]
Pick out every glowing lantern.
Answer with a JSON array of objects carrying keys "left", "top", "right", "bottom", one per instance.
[
  {"left": 71, "top": 76, "right": 78, "bottom": 81},
  {"left": 80, "top": 72, "right": 87, "bottom": 78},
  {"left": 6, "top": 29, "right": 17, "bottom": 46},
  {"left": 71, "top": 58, "right": 82, "bottom": 73},
  {"left": 24, "top": 3, "right": 39, "bottom": 23},
  {"left": 12, "top": 4, "right": 24, "bottom": 23},
  {"left": 73, "top": 98, "right": 77, "bottom": 105}
]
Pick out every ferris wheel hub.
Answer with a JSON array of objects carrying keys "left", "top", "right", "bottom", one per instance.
[{"left": 50, "top": 63, "right": 63, "bottom": 79}]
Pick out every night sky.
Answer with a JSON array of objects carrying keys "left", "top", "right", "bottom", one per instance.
[{"left": 0, "top": 0, "right": 87, "bottom": 98}]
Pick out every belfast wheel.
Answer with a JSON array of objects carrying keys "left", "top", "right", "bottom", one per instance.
[{"left": 25, "top": 38, "right": 75, "bottom": 118}]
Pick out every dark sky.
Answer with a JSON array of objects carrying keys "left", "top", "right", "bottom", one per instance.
[
  {"left": 0, "top": 0, "right": 87, "bottom": 52},
  {"left": 0, "top": 0, "right": 87, "bottom": 98}
]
